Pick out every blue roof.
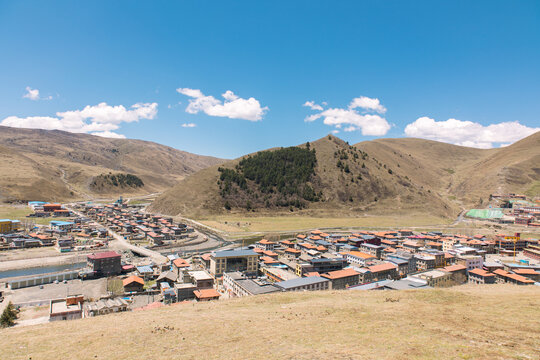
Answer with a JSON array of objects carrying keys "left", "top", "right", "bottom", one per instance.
[
  {"left": 50, "top": 221, "right": 75, "bottom": 226},
  {"left": 275, "top": 276, "right": 329, "bottom": 289},
  {"left": 136, "top": 265, "right": 154, "bottom": 273},
  {"left": 214, "top": 249, "right": 257, "bottom": 258}
]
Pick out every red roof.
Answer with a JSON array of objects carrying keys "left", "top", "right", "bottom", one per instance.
[
  {"left": 368, "top": 263, "right": 397, "bottom": 273},
  {"left": 194, "top": 288, "right": 220, "bottom": 299},
  {"left": 322, "top": 268, "right": 359, "bottom": 280},
  {"left": 469, "top": 268, "right": 494, "bottom": 277},
  {"left": 87, "top": 251, "right": 121, "bottom": 260},
  {"left": 123, "top": 275, "right": 144, "bottom": 286},
  {"left": 443, "top": 264, "right": 467, "bottom": 272},
  {"left": 173, "top": 258, "right": 190, "bottom": 268}
]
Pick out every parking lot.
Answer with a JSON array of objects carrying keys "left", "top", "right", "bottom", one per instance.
[{"left": 9, "top": 278, "right": 107, "bottom": 305}]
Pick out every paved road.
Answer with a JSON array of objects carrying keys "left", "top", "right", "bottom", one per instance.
[{"left": 67, "top": 205, "right": 167, "bottom": 264}]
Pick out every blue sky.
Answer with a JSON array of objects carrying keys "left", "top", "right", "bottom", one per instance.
[{"left": 1, "top": 1, "right": 539, "bottom": 158}]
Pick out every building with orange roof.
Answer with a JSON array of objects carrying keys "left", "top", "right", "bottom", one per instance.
[
  {"left": 260, "top": 256, "right": 280, "bottom": 265},
  {"left": 284, "top": 247, "right": 301, "bottom": 258},
  {"left": 512, "top": 268, "right": 540, "bottom": 281},
  {"left": 468, "top": 268, "right": 495, "bottom": 284},
  {"left": 321, "top": 268, "right": 360, "bottom": 289},
  {"left": 193, "top": 288, "right": 221, "bottom": 301},
  {"left": 123, "top": 275, "right": 145, "bottom": 293},
  {"left": 366, "top": 262, "right": 398, "bottom": 282},
  {"left": 256, "top": 239, "right": 276, "bottom": 251},
  {"left": 344, "top": 251, "right": 376, "bottom": 266}
]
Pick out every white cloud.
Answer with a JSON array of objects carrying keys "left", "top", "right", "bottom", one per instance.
[
  {"left": 23, "top": 87, "right": 40, "bottom": 100},
  {"left": 1, "top": 102, "right": 157, "bottom": 137},
  {"left": 404, "top": 117, "right": 539, "bottom": 148},
  {"left": 22, "top": 86, "right": 53, "bottom": 101},
  {"left": 331, "top": 129, "right": 340, "bottom": 134},
  {"left": 303, "top": 96, "right": 391, "bottom": 136},
  {"left": 303, "top": 101, "right": 323, "bottom": 111},
  {"left": 91, "top": 131, "right": 126, "bottom": 139},
  {"left": 176, "top": 87, "right": 268, "bottom": 121},
  {"left": 348, "top": 96, "right": 386, "bottom": 114},
  {"left": 181, "top": 123, "right": 197, "bottom": 128}
]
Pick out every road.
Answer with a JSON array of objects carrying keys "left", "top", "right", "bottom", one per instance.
[{"left": 67, "top": 205, "right": 168, "bottom": 264}]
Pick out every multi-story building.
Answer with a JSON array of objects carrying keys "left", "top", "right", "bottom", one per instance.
[
  {"left": 274, "top": 276, "right": 330, "bottom": 292},
  {"left": 344, "top": 251, "right": 376, "bottom": 267},
  {"left": 321, "top": 268, "right": 360, "bottom": 289},
  {"left": 209, "top": 249, "right": 259, "bottom": 277},
  {"left": 468, "top": 268, "right": 495, "bottom": 284},
  {"left": 456, "top": 255, "right": 483, "bottom": 271},
  {"left": 87, "top": 251, "right": 122, "bottom": 276},
  {"left": 223, "top": 272, "right": 280, "bottom": 297}
]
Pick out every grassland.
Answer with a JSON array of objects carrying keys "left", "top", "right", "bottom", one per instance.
[
  {"left": 0, "top": 204, "right": 33, "bottom": 219},
  {"left": 199, "top": 213, "right": 452, "bottom": 233},
  {"left": 2, "top": 285, "right": 539, "bottom": 360}
]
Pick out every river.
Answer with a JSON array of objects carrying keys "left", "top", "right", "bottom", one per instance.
[{"left": 0, "top": 262, "right": 86, "bottom": 280}]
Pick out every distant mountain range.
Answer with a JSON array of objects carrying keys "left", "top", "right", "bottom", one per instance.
[
  {"left": 0, "top": 126, "right": 224, "bottom": 202},
  {"left": 150, "top": 131, "right": 540, "bottom": 219}
]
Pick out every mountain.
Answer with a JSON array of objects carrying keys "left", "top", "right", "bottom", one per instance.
[
  {"left": 150, "top": 135, "right": 462, "bottom": 218},
  {"left": 0, "top": 126, "right": 224, "bottom": 202},
  {"left": 151, "top": 131, "right": 540, "bottom": 219}
]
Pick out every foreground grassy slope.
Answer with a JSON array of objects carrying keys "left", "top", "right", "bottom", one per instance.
[
  {"left": 3, "top": 285, "right": 539, "bottom": 360},
  {"left": 0, "top": 126, "right": 224, "bottom": 202}
]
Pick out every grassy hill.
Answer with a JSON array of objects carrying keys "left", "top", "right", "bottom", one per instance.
[
  {"left": 150, "top": 135, "right": 461, "bottom": 218},
  {"left": 151, "top": 131, "right": 540, "bottom": 221},
  {"left": 0, "top": 126, "right": 224, "bottom": 202},
  {"left": 2, "top": 285, "right": 539, "bottom": 360}
]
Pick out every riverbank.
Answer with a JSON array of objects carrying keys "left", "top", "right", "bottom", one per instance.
[{"left": 0, "top": 252, "right": 86, "bottom": 272}]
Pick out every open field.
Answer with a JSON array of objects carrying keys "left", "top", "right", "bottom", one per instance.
[
  {"left": 0, "top": 204, "right": 33, "bottom": 219},
  {"left": 2, "top": 285, "right": 539, "bottom": 360},
  {"left": 199, "top": 214, "right": 453, "bottom": 233}
]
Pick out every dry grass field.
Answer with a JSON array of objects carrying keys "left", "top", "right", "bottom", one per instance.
[
  {"left": 2, "top": 285, "right": 539, "bottom": 360},
  {"left": 200, "top": 213, "right": 452, "bottom": 233}
]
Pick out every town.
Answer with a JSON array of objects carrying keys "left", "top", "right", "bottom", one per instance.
[{"left": 1, "top": 194, "right": 539, "bottom": 326}]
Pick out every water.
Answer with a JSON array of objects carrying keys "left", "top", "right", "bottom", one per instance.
[{"left": 0, "top": 262, "right": 86, "bottom": 280}]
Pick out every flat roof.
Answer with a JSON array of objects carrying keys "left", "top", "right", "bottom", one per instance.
[
  {"left": 188, "top": 270, "right": 213, "bottom": 281},
  {"left": 213, "top": 249, "right": 257, "bottom": 258},
  {"left": 50, "top": 299, "right": 81, "bottom": 314},
  {"left": 236, "top": 278, "right": 280, "bottom": 295}
]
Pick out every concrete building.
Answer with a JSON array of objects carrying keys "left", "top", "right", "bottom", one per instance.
[
  {"left": 194, "top": 288, "right": 221, "bottom": 302},
  {"left": 223, "top": 272, "right": 280, "bottom": 297},
  {"left": 321, "top": 268, "right": 360, "bottom": 289},
  {"left": 411, "top": 270, "right": 453, "bottom": 287},
  {"left": 85, "top": 298, "right": 129, "bottom": 317},
  {"left": 87, "top": 251, "right": 122, "bottom": 277},
  {"left": 468, "top": 268, "right": 496, "bottom": 284},
  {"left": 49, "top": 295, "right": 84, "bottom": 321},
  {"left": 274, "top": 276, "right": 330, "bottom": 292},
  {"left": 209, "top": 249, "right": 259, "bottom": 277},
  {"left": 457, "top": 255, "right": 483, "bottom": 271},
  {"left": 344, "top": 251, "right": 376, "bottom": 267},
  {"left": 0, "top": 219, "right": 21, "bottom": 233}
]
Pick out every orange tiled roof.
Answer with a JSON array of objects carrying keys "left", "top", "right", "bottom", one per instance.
[
  {"left": 346, "top": 251, "right": 375, "bottom": 259},
  {"left": 368, "top": 263, "right": 397, "bottom": 273},
  {"left": 194, "top": 289, "right": 220, "bottom": 299},
  {"left": 123, "top": 275, "right": 144, "bottom": 286},
  {"left": 322, "top": 268, "right": 359, "bottom": 280}
]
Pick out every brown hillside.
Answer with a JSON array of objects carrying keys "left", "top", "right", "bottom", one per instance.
[
  {"left": 0, "top": 126, "right": 224, "bottom": 202},
  {"left": 2, "top": 285, "right": 539, "bottom": 360},
  {"left": 150, "top": 135, "right": 459, "bottom": 218}
]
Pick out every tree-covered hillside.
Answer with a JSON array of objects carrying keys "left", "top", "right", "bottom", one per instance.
[{"left": 217, "top": 146, "right": 320, "bottom": 210}]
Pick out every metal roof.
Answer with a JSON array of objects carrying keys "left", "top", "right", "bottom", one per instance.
[
  {"left": 213, "top": 249, "right": 257, "bottom": 258},
  {"left": 275, "top": 276, "right": 329, "bottom": 289}
]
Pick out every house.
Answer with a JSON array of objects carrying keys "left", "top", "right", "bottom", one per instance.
[
  {"left": 358, "top": 243, "right": 383, "bottom": 259},
  {"left": 512, "top": 268, "right": 540, "bottom": 282},
  {"left": 468, "top": 268, "right": 495, "bottom": 284},
  {"left": 187, "top": 270, "right": 214, "bottom": 289},
  {"left": 123, "top": 275, "right": 145, "bottom": 293},
  {"left": 85, "top": 298, "right": 129, "bottom": 317},
  {"left": 493, "top": 269, "right": 535, "bottom": 285},
  {"left": 172, "top": 258, "right": 190, "bottom": 276},
  {"left": 136, "top": 265, "right": 155, "bottom": 279},
  {"left": 456, "top": 255, "right": 483, "bottom": 271},
  {"left": 175, "top": 283, "right": 197, "bottom": 301},
  {"left": 442, "top": 264, "right": 468, "bottom": 284},
  {"left": 402, "top": 240, "right": 422, "bottom": 253},
  {"left": 0, "top": 219, "right": 21, "bottom": 234},
  {"left": 274, "top": 276, "right": 330, "bottom": 292},
  {"left": 156, "top": 271, "right": 178, "bottom": 287},
  {"left": 87, "top": 251, "right": 122, "bottom": 276},
  {"left": 50, "top": 221, "right": 75, "bottom": 232},
  {"left": 321, "top": 268, "right": 360, "bottom": 289},
  {"left": 194, "top": 288, "right": 221, "bottom": 302},
  {"left": 147, "top": 232, "right": 165, "bottom": 245},
  {"left": 256, "top": 239, "right": 276, "bottom": 251},
  {"left": 49, "top": 295, "right": 84, "bottom": 321}
]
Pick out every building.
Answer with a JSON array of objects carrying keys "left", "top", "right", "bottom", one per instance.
[
  {"left": 366, "top": 263, "right": 398, "bottom": 282},
  {"left": 456, "top": 255, "right": 483, "bottom": 271},
  {"left": 296, "top": 258, "right": 347, "bottom": 276},
  {"left": 321, "top": 268, "right": 360, "bottom": 289},
  {"left": 493, "top": 269, "right": 535, "bottom": 285},
  {"left": 123, "top": 275, "right": 145, "bottom": 293},
  {"left": 256, "top": 239, "right": 276, "bottom": 251},
  {"left": 442, "top": 264, "right": 468, "bottom": 284},
  {"left": 49, "top": 295, "right": 84, "bottom": 321},
  {"left": 187, "top": 270, "right": 214, "bottom": 289},
  {"left": 274, "top": 276, "right": 330, "bottom": 292},
  {"left": 87, "top": 251, "right": 122, "bottom": 277},
  {"left": 345, "top": 251, "right": 376, "bottom": 267},
  {"left": 223, "top": 272, "right": 280, "bottom": 297},
  {"left": 50, "top": 221, "right": 75, "bottom": 232},
  {"left": 0, "top": 219, "right": 21, "bottom": 233},
  {"left": 85, "top": 298, "right": 129, "bottom": 317},
  {"left": 412, "top": 270, "right": 453, "bottom": 287},
  {"left": 194, "top": 288, "right": 221, "bottom": 301},
  {"left": 414, "top": 254, "right": 436, "bottom": 271},
  {"left": 468, "top": 268, "right": 496, "bottom": 284},
  {"left": 209, "top": 249, "right": 259, "bottom": 277},
  {"left": 358, "top": 243, "right": 383, "bottom": 258}
]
